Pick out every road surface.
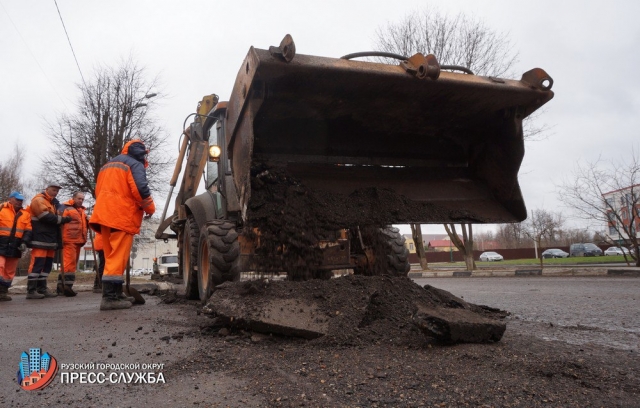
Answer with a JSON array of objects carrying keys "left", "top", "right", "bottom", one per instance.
[
  {"left": 415, "top": 276, "right": 640, "bottom": 351},
  {"left": 1, "top": 275, "right": 638, "bottom": 406}
]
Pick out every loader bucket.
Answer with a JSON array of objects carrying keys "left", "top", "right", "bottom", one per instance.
[{"left": 226, "top": 39, "right": 554, "bottom": 225}]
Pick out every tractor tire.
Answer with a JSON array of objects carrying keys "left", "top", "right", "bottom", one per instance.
[
  {"left": 197, "top": 220, "right": 240, "bottom": 304},
  {"left": 353, "top": 226, "right": 410, "bottom": 277},
  {"left": 380, "top": 226, "right": 411, "bottom": 276},
  {"left": 180, "top": 214, "right": 200, "bottom": 300}
]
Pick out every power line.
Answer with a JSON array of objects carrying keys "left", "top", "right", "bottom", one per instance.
[
  {"left": 53, "top": 0, "right": 86, "bottom": 88},
  {"left": 0, "top": 0, "right": 69, "bottom": 108}
]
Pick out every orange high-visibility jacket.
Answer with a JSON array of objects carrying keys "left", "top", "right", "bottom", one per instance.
[
  {"left": 0, "top": 202, "right": 32, "bottom": 258},
  {"left": 60, "top": 199, "right": 88, "bottom": 245},
  {"left": 29, "top": 191, "right": 64, "bottom": 250},
  {"left": 90, "top": 140, "right": 155, "bottom": 235}
]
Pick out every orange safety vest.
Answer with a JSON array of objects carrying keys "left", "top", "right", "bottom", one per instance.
[
  {"left": 0, "top": 202, "right": 32, "bottom": 258},
  {"left": 90, "top": 140, "right": 155, "bottom": 235},
  {"left": 28, "top": 191, "right": 62, "bottom": 250},
  {"left": 60, "top": 199, "right": 88, "bottom": 244}
]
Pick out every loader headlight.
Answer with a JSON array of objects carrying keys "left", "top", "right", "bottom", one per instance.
[{"left": 209, "top": 145, "right": 222, "bottom": 162}]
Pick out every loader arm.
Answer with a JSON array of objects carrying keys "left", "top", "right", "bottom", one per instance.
[{"left": 155, "top": 96, "right": 218, "bottom": 240}]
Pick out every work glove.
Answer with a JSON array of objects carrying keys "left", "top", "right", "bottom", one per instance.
[
  {"left": 140, "top": 199, "right": 154, "bottom": 220},
  {"left": 60, "top": 216, "right": 73, "bottom": 224},
  {"left": 18, "top": 243, "right": 27, "bottom": 252}
]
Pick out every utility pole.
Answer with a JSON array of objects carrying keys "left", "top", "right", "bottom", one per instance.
[{"left": 532, "top": 210, "right": 539, "bottom": 259}]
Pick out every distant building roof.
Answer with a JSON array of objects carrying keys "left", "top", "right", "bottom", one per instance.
[{"left": 428, "top": 239, "right": 453, "bottom": 248}]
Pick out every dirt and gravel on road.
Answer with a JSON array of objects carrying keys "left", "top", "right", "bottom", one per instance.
[
  {"left": 2, "top": 275, "right": 639, "bottom": 407},
  {"left": 167, "top": 276, "right": 640, "bottom": 407}
]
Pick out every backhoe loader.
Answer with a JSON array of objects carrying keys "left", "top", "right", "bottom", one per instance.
[{"left": 156, "top": 34, "right": 554, "bottom": 301}]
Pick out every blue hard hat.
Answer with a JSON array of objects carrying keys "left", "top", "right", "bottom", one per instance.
[{"left": 9, "top": 191, "right": 25, "bottom": 200}]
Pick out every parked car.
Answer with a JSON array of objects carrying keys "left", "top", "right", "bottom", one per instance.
[
  {"left": 569, "top": 243, "right": 603, "bottom": 257},
  {"left": 541, "top": 248, "right": 569, "bottom": 259},
  {"left": 479, "top": 251, "right": 504, "bottom": 262},
  {"left": 604, "top": 246, "right": 630, "bottom": 256}
]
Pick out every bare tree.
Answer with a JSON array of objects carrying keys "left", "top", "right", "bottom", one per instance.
[
  {"left": 0, "top": 145, "right": 26, "bottom": 200},
  {"left": 374, "top": 7, "right": 517, "bottom": 76},
  {"left": 444, "top": 223, "right": 475, "bottom": 271},
  {"left": 558, "top": 152, "right": 640, "bottom": 266},
  {"left": 473, "top": 229, "right": 495, "bottom": 251},
  {"left": 410, "top": 224, "right": 428, "bottom": 270},
  {"left": 555, "top": 228, "right": 593, "bottom": 247},
  {"left": 42, "top": 57, "right": 172, "bottom": 201},
  {"left": 523, "top": 209, "right": 564, "bottom": 267},
  {"left": 496, "top": 223, "right": 527, "bottom": 249}
]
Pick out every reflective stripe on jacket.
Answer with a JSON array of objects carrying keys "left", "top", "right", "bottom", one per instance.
[
  {"left": 60, "top": 199, "right": 88, "bottom": 244},
  {"left": 29, "top": 192, "right": 62, "bottom": 250},
  {"left": 0, "top": 202, "right": 32, "bottom": 257}
]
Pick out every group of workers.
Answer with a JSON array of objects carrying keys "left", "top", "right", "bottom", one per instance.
[{"left": 0, "top": 139, "right": 155, "bottom": 311}]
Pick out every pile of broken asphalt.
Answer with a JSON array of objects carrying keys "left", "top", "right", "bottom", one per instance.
[{"left": 202, "top": 275, "right": 507, "bottom": 346}]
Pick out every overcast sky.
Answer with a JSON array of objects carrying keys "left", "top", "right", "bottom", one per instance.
[{"left": 1, "top": 0, "right": 639, "bottom": 236}]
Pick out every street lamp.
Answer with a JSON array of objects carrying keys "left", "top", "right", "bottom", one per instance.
[
  {"left": 125, "top": 92, "right": 156, "bottom": 127},
  {"left": 132, "top": 93, "right": 157, "bottom": 110}
]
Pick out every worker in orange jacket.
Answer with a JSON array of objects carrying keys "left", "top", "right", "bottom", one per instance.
[
  {"left": 90, "top": 139, "right": 155, "bottom": 310},
  {"left": 91, "top": 231, "right": 105, "bottom": 293},
  {"left": 57, "top": 191, "right": 89, "bottom": 296},
  {"left": 26, "top": 183, "right": 72, "bottom": 299},
  {"left": 0, "top": 192, "right": 32, "bottom": 301}
]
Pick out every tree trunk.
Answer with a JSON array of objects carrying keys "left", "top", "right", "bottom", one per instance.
[
  {"left": 445, "top": 223, "right": 476, "bottom": 271},
  {"left": 462, "top": 224, "right": 475, "bottom": 271},
  {"left": 538, "top": 238, "right": 544, "bottom": 269},
  {"left": 410, "top": 223, "right": 429, "bottom": 270}
]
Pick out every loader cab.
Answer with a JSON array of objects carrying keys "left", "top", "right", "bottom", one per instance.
[{"left": 203, "top": 103, "right": 238, "bottom": 219}]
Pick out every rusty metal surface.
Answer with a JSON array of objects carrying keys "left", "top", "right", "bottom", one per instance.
[
  {"left": 268, "top": 33, "right": 296, "bottom": 62},
  {"left": 400, "top": 52, "right": 440, "bottom": 80},
  {"left": 319, "top": 239, "right": 350, "bottom": 269},
  {"left": 226, "top": 43, "right": 554, "bottom": 224}
]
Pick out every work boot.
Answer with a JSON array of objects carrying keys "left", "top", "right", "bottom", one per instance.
[
  {"left": 117, "top": 284, "right": 135, "bottom": 302},
  {"left": 58, "top": 275, "right": 76, "bottom": 297},
  {"left": 37, "top": 279, "right": 58, "bottom": 298},
  {"left": 93, "top": 272, "right": 103, "bottom": 293},
  {"left": 26, "top": 279, "right": 45, "bottom": 299},
  {"left": 118, "top": 284, "right": 135, "bottom": 302},
  {"left": 118, "top": 292, "right": 135, "bottom": 302},
  {"left": 0, "top": 285, "right": 11, "bottom": 301},
  {"left": 61, "top": 277, "right": 77, "bottom": 297},
  {"left": 64, "top": 284, "right": 77, "bottom": 297},
  {"left": 100, "top": 282, "right": 132, "bottom": 311}
]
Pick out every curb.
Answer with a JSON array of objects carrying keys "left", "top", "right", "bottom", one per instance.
[
  {"left": 407, "top": 267, "right": 637, "bottom": 278},
  {"left": 607, "top": 269, "right": 640, "bottom": 277}
]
